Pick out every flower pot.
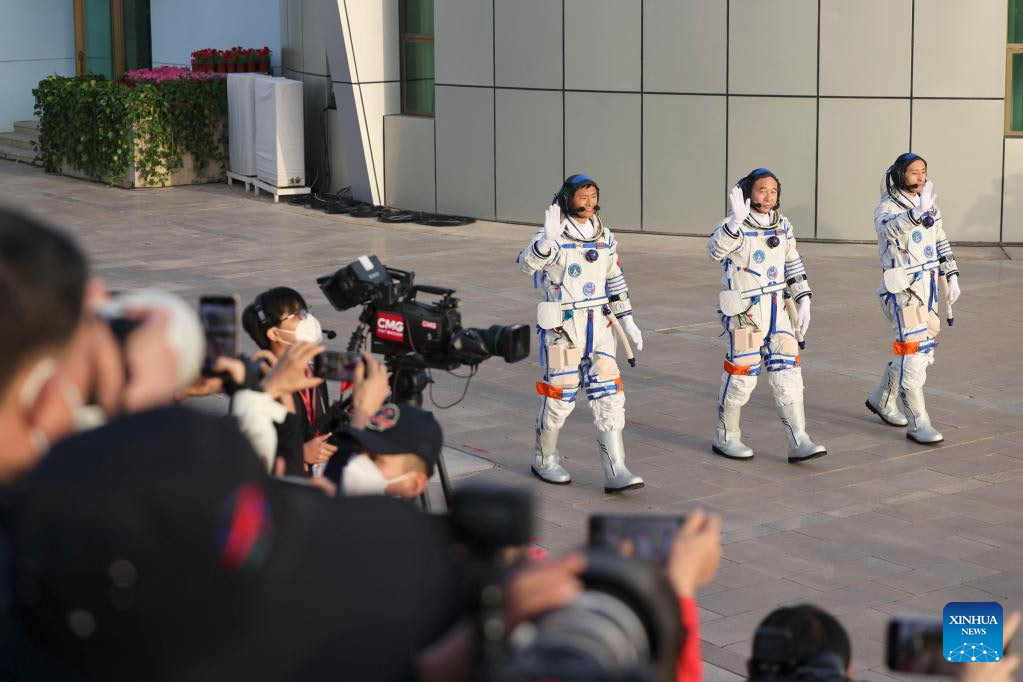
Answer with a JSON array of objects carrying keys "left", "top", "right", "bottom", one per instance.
[
  {"left": 216, "top": 63, "right": 226, "bottom": 73},
  {"left": 246, "top": 62, "right": 256, "bottom": 72}
]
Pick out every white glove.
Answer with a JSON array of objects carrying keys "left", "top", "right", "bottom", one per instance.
[
  {"left": 622, "top": 315, "right": 643, "bottom": 352},
  {"left": 539, "top": 203, "right": 563, "bottom": 252},
  {"left": 947, "top": 274, "right": 961, "bottom": 305},
  {"left": 919, "top": 180, "right": 936, "bottom": 214},
  {"left": 728, "top": 185, "right": 750, "bottom": 229},
  {"left": 796, "top": 297, "right": 811, "bottom": 337}
]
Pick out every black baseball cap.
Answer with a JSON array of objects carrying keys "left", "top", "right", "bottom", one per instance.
[
  {"left": 339, "top": 402, "right": 443, "bottom": 476},
  {"left": 10, "top": 406, "right": 457, "bottom": 681}
]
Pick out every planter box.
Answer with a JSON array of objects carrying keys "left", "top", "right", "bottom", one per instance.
[{"left": 59, "top": 124, "right": 226, "bottom": 188}]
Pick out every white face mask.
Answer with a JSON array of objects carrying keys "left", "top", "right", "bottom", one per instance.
[
  {"left": 277, "top": 313, "right": 323, "bottom": 345},
  {"left": 341, "top": 454, "right": 414, "bottom": 497}
]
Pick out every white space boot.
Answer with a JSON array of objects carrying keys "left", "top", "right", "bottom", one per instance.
[
  {"left": 531, "top": 427, "right": 571, "bottom": 484},
  {"left": 597, "top": 430, "right": 644, "bottom": 493},
  {"left": 900, "top": 387, "right": 944, "bottom": 444},
  {"left": 866, "top": 362, "right": 908, "bottom": 426},
  {"left": 778, "top": 401, "right": 827, "bottom": 463},
  {"left": 712, "top": 404, "right": 754, "bottom": 460}
]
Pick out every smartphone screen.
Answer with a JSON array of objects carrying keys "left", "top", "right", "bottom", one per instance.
[
  {"left": 199, "top": 295, "right": 240, "bottom": 361},
  {"left": 886, "top": 618, "right": 961, "bottom": 676},
  {"left": 588, "top": 514, "right": 684, "bottom": 567},
  {"left": 313, "top": 350, "right": 362, "bottom": 382}
]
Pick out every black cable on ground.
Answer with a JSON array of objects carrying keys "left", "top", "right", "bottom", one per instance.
[
  {"left": 414, "top": 213, "right": 475, "bottom": 227},
  {"left": 377, "top": 208, "right": 418, "bottom": 223}
]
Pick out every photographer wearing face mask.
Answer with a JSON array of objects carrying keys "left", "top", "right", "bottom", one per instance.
[{"left": 242, "top": 288, "right": 334, "bottom": 477}]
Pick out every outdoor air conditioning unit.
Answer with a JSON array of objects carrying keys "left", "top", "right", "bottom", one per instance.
[
  {"left": 254, "top": 77, "right": 305, "bottom": 188},
  {"left": 226, "top": 73, "right": 271, "bottom": 178}
]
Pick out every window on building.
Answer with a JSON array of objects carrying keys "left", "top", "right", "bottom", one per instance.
[
  {"left": 1007, "top": 0, "right": 1023, "bottom": 135},
  {"left": 400, "top": 0, "right": 434, "bottom": 116}
]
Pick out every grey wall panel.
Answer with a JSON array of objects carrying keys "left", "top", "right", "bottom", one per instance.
[
  {"left": 301, "top": 0, "right": 329, "bottom": 75},
  {"left": 912, "top": 100, "right": 1003, "bottom": 243},
  {"left": 384, "top": 115, "right": 436, "bottom": 212},
  {"left": 728, "top": 97, "right": 817, "bottom": 237},
  {"left": 436, "top": 86, "right": 496, "bottom": 218},
  {"left": 282, "top": 0, "right": 303, "bottom": 73},
  {"left": 643, "top": 95, "right": 726, "bottom": 234},
  {"left": 494, "top": 0, "right": 562, "bottom": 90},
  {"left": 1004, "top": 139, "right": 1023, "bottom": 243},
  {"left": 729, "top": 0, "right": 817, "bottom": 96},
  {"left": 302, "top": 74, "right": 330, "bottom": 187},
  {"left": 564, "top": 0, "right": 640, "bottom": 92},
  {"left": 495, "top": 89, "right": 563, "bottom": 223},
  {"left": 819, "top": 0, "right": 911, "bottom": 97},
  {"left": 914, "top": 0, "right": 1006, "bottom": 98},
  {"left": 436, "top": 0, "right": 493, "bottom": 86},
  {"left": 644, "top": 0, "right": 726, "bottom": 94},
  {"left": 817, "top": 99, "right": 911, "bottom": 240},
  {"left": 565, "top": 92, "right": 641, "bottom": 230}
]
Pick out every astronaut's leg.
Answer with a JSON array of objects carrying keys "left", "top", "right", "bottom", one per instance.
[
  {"left": 866, "top": 295, "right": 908, "bottom": 426},
  {"left": 532, "top": 336, "right": 581, "bottom": 484},
  {"left": 766, "top": 331, "right": 827, "bottom": 463},
  {"left": 586, "top": 328, "right": 643, "bottom": 493},
  {"left": 888, "top": 295, "right": 943, "bottom": 444},
  {"left": 713, "top": 323, "right": 761, "bottom": 460}
]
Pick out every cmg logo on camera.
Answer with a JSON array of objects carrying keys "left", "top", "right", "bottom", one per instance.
[
  {"left": 943, "top": 602, "right": 1003, "bottom": 663},
  {"left": 375, "top": 312, "right": 406, "bottom": 342}
]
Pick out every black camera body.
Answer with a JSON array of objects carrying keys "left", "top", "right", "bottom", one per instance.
[
  {"left": 448, "top": 483, "right": 682, "bottom": 682},
  {"left": 318, "top": 255, "right": 530, "bottom": 374}
]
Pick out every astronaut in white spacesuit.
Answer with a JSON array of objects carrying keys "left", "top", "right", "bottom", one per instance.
[
  {"left": 517, "top": 174, "right": 645, "bottom": 493},
  {"left": 866, "top": 153, "right": 960, "bottom": 444},
  {"left": 707, "top": 169, "right": 827, "bottom": 463}
]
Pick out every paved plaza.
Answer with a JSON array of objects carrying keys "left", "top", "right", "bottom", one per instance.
[{"left": 4, "top": 160, "right": 1023, "bottom": 680}]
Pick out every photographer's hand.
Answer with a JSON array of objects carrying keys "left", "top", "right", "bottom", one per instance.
[
  {"left": 260, "top": 342, "right": 324, "bottom": 400},
  {"left": 958, "top": 610, "right": 1021, "bottom": 682},
  {"left": 350, "top": 353, "right": 390, "bottom": 429},
  {"left": 178, "top": 356, "right": 246, "bottom": 399},
  {"left": 667, "top": 509, "right": 722, "bottom": 598},
  {"left": 303, "top": 434, "right": 337, "bottom": 466},
  {"left": 503, "top": 553, "right": 585, "bottom": 634},
  {"left": 121, "top": 310, "right": 179, "bottom": 413}
]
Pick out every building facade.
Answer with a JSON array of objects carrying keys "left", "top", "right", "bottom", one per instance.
[{"left": 290, "top": 0, "right": 1023, "bottom": 244}]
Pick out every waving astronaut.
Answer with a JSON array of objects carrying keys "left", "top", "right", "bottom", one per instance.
[
  {"left": 707, "top": 168, "right": 827, "bottom": 463},
  {"left": 866, "top": 153, "right": 960, "bottom": 444},
  {"left": 516, "top": 174, "right": 645, "bottom": 493}
]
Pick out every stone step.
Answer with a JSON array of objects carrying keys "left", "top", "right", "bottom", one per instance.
[
  {"left": 13, "top": 120, "right": 39, "bottom": 135},
  {"left": 0, "top": 146, "right": 42, "bottom": 166},
  {"left": 0, "top": 131, "right": 37, "bottom": 151}
]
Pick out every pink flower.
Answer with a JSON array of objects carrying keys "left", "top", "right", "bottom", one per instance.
[{"left": 122, "top": 65, "right": 222, "bottom": 83}]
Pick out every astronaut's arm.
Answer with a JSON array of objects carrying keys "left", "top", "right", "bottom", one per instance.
[{"left": 517, "top": 231, "right": 557, "bottom": 274}]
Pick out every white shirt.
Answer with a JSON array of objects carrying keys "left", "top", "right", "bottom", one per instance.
[{"left": 565, "top": 217, "right": 596, "bottom": 240}]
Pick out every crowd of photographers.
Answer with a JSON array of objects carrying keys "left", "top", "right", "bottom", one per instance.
[{"left": 0, "top": 206, "right": 1018, "bottom": 682}]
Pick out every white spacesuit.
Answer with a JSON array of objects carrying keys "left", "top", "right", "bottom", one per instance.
[
  {"left": 707, "top": 169, "right": 827, "bottom": 463},
  {"left": 517, "top": 175, "right": 644, "bottom": 492},
  {"left": 867, "top": 153, "right": 960, "bottom": 444}
]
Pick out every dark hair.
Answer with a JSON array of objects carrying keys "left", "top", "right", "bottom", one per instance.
[
  {"left": 748, "top": 604, "right": 851, "bottom": 680},
  {"left": 0, "top": 208, "right": 88, "bottom": 394},
  {"left": 241, "top": 287, "right": 308, "bottom": 350},
  {"left": 885, "top": 152, "right": 927, "bottom": 199}
]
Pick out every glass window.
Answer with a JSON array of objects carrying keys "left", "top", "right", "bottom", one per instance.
[
  {"left": 1009, "top": 50, "right": 1023, "bottom": 134},
  {"left": 401, "top": 0, "right": 434, "bottom": 116}
]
